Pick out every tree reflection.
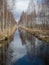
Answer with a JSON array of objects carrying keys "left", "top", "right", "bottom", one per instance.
[
  {"left": 19, "top": 29, "right": 49, "bottom": 65},
  {"left": 0, "top": 38, "right": 13, "bottom": 65}
]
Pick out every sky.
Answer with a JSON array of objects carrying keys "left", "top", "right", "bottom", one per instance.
[
  {"left": 13, "top": 0, "right": 30, "bottom": 22},
  {"left": 7, "top": 0, "right": 30, "bottom": 21},
  {"left": 7, "top": 0, "right": 47, "bottom": 22},
  {"left": 14, "top": 0, "right": 44, "bottom": 21}
]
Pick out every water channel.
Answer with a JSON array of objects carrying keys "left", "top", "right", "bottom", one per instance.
[{"left": 0, "top": 28, "right": 49, "bottom": 65}]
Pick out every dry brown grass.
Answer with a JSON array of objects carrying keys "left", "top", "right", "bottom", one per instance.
[
  {"left": 19, "top": 26, "right": 49, "bottom": 43},
  {"left": 0, "top": 25, "right": 17, "bottom": 41}
]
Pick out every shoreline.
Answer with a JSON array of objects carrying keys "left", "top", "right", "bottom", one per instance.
[
  {"left": 0, "top": 25, "right": 17, "bottom": 48},
  {"left": 19, "top": 25, "right": 49, "bottom": 43}
]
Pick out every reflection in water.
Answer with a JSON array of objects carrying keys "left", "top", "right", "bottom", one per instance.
[
  {"left": 19, "top": 28, "right": 49, "bottom": 65},
  {"left": 0, "top": 30, "right": 26, "bottom": 65},
  {"left": 0, "top": 29, "right": 49, "bottom": 65}
]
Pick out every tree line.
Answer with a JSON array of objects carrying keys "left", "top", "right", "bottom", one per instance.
[
  {"left": 0, "top": 0, "right": 16, "bottom": 32},
  {"left": 19, "top": 0, "right": 49, "bottom": 30}
]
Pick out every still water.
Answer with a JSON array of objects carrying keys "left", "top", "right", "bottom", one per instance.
[{"left": 0, "top": 29, "right": 49, "bottom": 65}]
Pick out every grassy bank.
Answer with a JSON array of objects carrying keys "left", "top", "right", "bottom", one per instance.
[
  {"left": 0, "top": 25, "right": 17, "bottom": 42},
  {"left": 19, "top": 26, "right": 49, "bottom": 43}
]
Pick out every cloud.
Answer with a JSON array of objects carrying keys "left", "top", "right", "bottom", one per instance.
[
  {"left": 15, "top": 0, "right": 30, "bottom": 2},
  {"left": 13, "top": 0, "right": 30, "bottom": 21},
  {"left": 7, "top": 0, "right": 30, "bottom": 21},
  {"left": 14, "top": 0, "right": 30, "bottom": 12},
  {"left": 14, "top": 12, "right": 21, "bottom": 22}
]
